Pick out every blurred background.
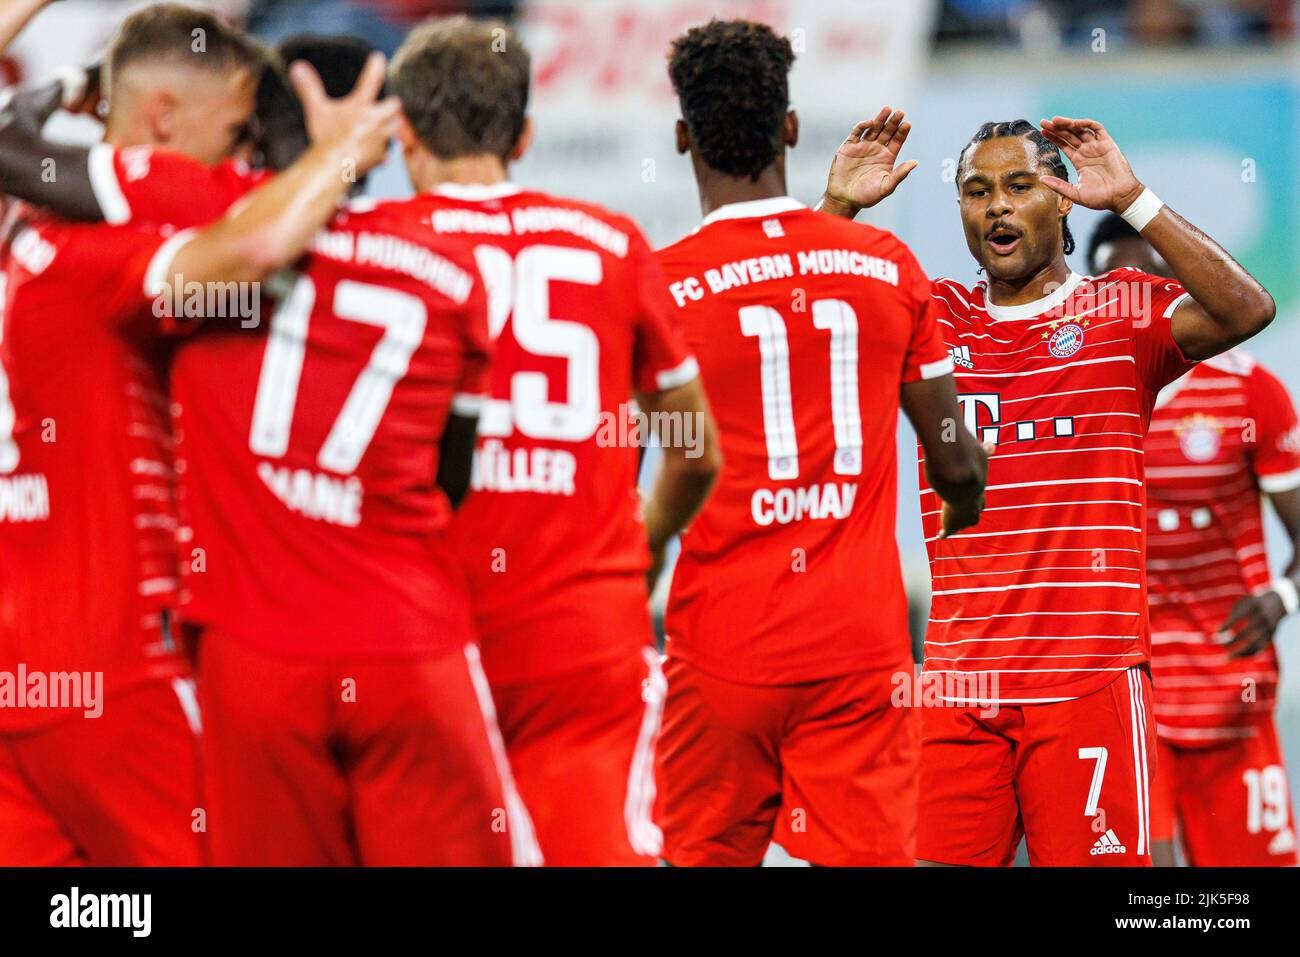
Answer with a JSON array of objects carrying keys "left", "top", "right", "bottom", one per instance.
[{"left": 4, "top": 0, "right": 1298, "bottom": 860}]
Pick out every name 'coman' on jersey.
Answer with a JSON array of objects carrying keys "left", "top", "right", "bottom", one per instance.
[
  {"left": 1145, "top": 350, "right": 1300, "bottom": 744},
  {"left": 655, "top": 198, "right": 952, "bottom": 685},
  {"left": 439, "top": 183, "right": 697, "bottom": 684},
  {"left": 924, "top": 268, "right": 1195, "bottom": 703}
]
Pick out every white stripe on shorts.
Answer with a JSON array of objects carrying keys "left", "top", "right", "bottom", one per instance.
[
  {"left": 624, "top": 648, "right": 666, "bottom": 858},
  {"left": 1126, "top": 668, "right": 1151, "bottom": 856},
  {"left": 463, "top": 643, "right": 544, "bottom": 867}
]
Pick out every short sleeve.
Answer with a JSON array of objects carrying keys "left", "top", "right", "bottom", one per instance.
[
  {"left": 629, "top": 229, "right": 697, "bottom": 394},
  {"left": 1244, "top": 363, "right": 1300, "bottom": 494},
  {"left": 451, "top": 270, "right": 493, "bottom": 416},
  {"left": 900, "top": 250, "right": 953, "bottom": 383},
  {"left": 1122, "top": 269, "right": 1198, "bottom": 391},
  {"left": 46, "top": 221, "right": 197, "bottom": 336},
  {"left": 88, "top": 145, "right": 258, "bottom": 228}
]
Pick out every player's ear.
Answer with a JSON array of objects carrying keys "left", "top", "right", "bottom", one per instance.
[
  {"left": 149, "top": 89, "right": 178, "bottom": 144},
  {"left": 509, "top": 117, "right": 533, "bottom": 163},
  {"left": 675, "top": 118, "right": 690, "bottom": 156},
  {"left": 784, "top": 109, "right": 798, "bottom": 149},
  {"left": 1056, "top": 191, "right": 1073, "bottom": 219},
  {"left": 394, "top": 111, "right": 419, "bottom": 155}
]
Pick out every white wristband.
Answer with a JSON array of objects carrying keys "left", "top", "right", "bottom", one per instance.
[
  {"left": 1270, "top": 578, "right": 1299, "bottom": 616},
  {"left": 1119, "top": 187, "right": 1164, "bottom": 232}
]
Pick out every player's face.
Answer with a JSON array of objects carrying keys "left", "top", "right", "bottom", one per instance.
[
  {"left": 1092, "top": 236, "right": 1169, "bottom": 276},
  {"left": 957, "top": 137, "right": 1070, "bottom": 282},
  {"left": 167, "top": 66, "right": 258, "bottom": 167}
]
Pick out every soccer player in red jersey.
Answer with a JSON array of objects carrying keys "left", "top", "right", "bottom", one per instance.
[
  {"left": 1091, "top": 215, "right": 1300, "bottom": 867},
  {"left": 0, "top": 5, "right": 264, "bottom": 866},
  {"left": 652, "top": 20, "right": 989, "bottom": 867},
  {"left": 819, "top": 110, "right": 1275, "bottom": 865},
  {"left": 20, "top": 45, "right": 543, "bottom": 866},
  {"left": 384, "top": 18, "right": 720, "bottom": 866},
  {"left": 0, "top": 7, "right": 403, "bottom": 864}
]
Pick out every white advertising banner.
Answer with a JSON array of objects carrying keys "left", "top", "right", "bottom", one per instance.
[{"left": 516, "top": 0, "right": 938, "bottom": 245}]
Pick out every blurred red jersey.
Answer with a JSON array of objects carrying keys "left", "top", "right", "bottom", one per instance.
[
  {"left": 922, "top": 268, "right": 1196, "bottom": 704},
  {"left": 81, "top": 146, "right": 490, "bottom": 657},
  {"left": 439, "top": 183, "right": 697, "bottom": 683},
  {"left": 1144, "top": 351, "right": 1300, "bottom": 743},
  {"left": 0, "top": 205, "right": 194, "bottom": 728},
  {"left": 655, "top": 198, "right": 952, "bottom": 685},
  {"left": 173, "top": 197, "right": 490, "bottom": 656}
]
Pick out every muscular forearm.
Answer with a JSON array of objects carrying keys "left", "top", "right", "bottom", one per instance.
[
  {"left": 0, "top": 80, "right": 101, "bottom": 219},
  {"left": 167, "top": 140, "right": 357, "bottom": 287},
  {"left": 638, "top": 380, "right": 722, "bottom": 551},
  {"left": 1139, "top": 203, "right": 1275, "bottom": 354},
  {"left": 1269, "top": 488, "right": 1300, "bottom": 587}
]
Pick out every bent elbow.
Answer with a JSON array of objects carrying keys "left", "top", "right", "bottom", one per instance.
[{"left": 1249, "top": 292, "right": 1276, "bottom": 335}]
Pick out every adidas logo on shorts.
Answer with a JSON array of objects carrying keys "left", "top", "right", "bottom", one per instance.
[{"left": 1090, "top": 829, "right": 1127, "bottom": 855}]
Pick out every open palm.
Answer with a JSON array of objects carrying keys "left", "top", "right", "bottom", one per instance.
[
  {"left": 824, "top": 107, "right": 918, "bottom": 212},
  {"left": 1038, "top": 116, "right": 1144, "bottom": 212}
]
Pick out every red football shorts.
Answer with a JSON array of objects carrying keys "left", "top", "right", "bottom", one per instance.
[
  {"left": 0, "top": 678, "right": 203, "bottom": 866},
  {"left": 654, "top": 654, "right": 918, "bottom": 867},
  {"left": 1151, "top": 713, "right": 1297, "bottom": 866},
  {"left": 491, "top": 647, "right": 664, "bottom": 866},
  {"left": 197, "top": 632, "right": 541, "bottom": 866},
  {"left": 917, "top": 667, "right": 1155, "bottom": 867}
]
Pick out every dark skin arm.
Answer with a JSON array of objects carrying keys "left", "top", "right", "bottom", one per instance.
[
  {"left": 816, "top": 110, "right": 1276, "bottom": 362},
  {"left": 0, "top": 74, "right": 102, "bottom": 219},
  {"left": 638, "top": 378, "right": 722, "bottom": 591},
  {"left": 0, "top": 58, "right": 303, "bottom": 220},
  {"left": 900, "top": 374, "right": 990, "bottom": 538},
  {"left": 1039, "top": 116, "right": 1275, "bottom": 361},
  {"left": 1220, "top": 487, "right": 1300, "bottom": 659},
  {"left": 437, "top": 413, "right": 478, "bottom": 510}
]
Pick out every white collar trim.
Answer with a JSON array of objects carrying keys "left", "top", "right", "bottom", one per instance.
[
  {"left": 700, "top": 196, "right": 805, "bottom": 227},
  {"left": 433, "top": 181, "right": 521, "bottom": 201},
  {"left": 984, "top": 271, "right": 1085, "bottom": 321}
]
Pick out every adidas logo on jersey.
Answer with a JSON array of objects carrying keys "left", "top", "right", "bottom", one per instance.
[
  {"left": 762, "top": 218, "right": 785, "bottom": 239},
  {"left": 1090, "top": 829, "right": 1127, "bottom": 855},
  {"left": 949, "top": 345, "right": 974, "bottom": 370}
]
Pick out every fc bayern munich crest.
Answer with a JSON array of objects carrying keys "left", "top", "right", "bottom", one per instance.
[
  {"left": 1046, "top": 320, "right": 1087, "bottom": 358},
  {"left": 1177, "top": 415, "right": 1223, "bottom": 463}
]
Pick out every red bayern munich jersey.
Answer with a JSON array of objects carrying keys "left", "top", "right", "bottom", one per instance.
[
  {"left": 1144, "top": 351, "right": 1300, "bottom": 744},
  {"left": 0, "top": 204, "right": 194, "bottom": 727},
  {"left": 438, "top": 183, "right": 698, "bottom": 683},
  {"left": 655, "top": 197, "right": 953, "bottom": 685},
  {"left": 172, "top": 200, "right": 490, "bottom": 657},
  {"left": 924, "top": 267, "right": 1196, "bottom": 703},
  {"left": 83, "top": 146, "right": 491, "bottom": 657}
]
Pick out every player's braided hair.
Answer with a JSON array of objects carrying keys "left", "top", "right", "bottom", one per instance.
[
  {"left": 668, "top": 19, "right": 796, "bottom": 181},
  {"left": 958, "top": 119, "right": 1076, "bottom": 256}
]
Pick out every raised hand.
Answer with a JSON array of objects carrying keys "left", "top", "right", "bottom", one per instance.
[
  {"left": 290, "top": 51, "right": 401, "bottom": 177},
  {"left": 1037, "top": 116, "right": 1144, "bottom": 213},
  {"left": 820, "top": 107, "right": 918, "bottom": 218}
]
